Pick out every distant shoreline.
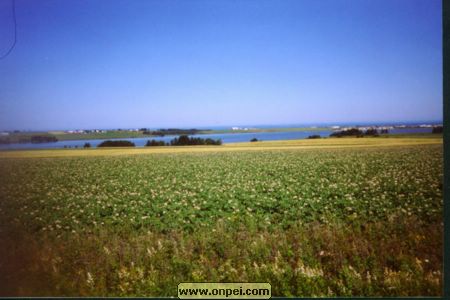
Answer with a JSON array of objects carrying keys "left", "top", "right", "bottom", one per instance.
[{"left": 0, "top": 124, "right": 442, "bottom": 143}]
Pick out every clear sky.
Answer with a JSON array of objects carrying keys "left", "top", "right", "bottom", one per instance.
[{"left": 0, "top": 0, "right": 442, "bottom": 130}]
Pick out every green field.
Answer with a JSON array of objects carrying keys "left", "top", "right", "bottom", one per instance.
[
  {"left": 53, "top": 130, "right": 153, "bottom": 141},
  {"left": 0, "top": 137, "right": 443, "bottom": 296}
]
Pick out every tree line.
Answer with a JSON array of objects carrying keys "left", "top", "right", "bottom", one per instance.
[
  {"left": 330, "top": 128, "right": 388, "bottom": 138},
  {"left": 158, "top": 135, "right": 222, "bottom": 146},
  {"left": 98, "top": 140, "right": 135, "bottom": 147},
  {"left": 96, "top": 135, "right": 222, "bottom": 147}
]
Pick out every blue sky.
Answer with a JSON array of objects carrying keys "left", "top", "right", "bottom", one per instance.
[{"left": 0, "top": 0, "right": 442, "bottom": 130}]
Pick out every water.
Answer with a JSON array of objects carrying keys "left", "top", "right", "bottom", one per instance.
[{"left": 0, "top": 127, "right": 435, "bottom": 150}]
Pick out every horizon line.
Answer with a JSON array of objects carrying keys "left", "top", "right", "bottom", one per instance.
[{"left": 1, "top": 119, "right": 443, "bottom": 132}]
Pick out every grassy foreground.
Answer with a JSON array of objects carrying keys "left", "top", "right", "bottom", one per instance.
[{"left": 0, "top": 137, "right": 443, "bottom": 296}]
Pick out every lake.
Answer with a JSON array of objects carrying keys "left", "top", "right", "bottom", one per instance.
[{"left": 0, "top": 128, "right": 435, "bottom": 150}]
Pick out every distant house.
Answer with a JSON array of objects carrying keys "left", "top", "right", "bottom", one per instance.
[
  {"left": 0, "top": 132, "right": 9, "bottom": 136},
  {"left": 231, "top": 127, "right": 240, "bottom": 130},
  {"left": 66, "top": 130, "right": 85, "bottom": 134}
]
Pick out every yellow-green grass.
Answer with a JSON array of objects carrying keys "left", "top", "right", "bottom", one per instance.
[{"left": 0, "top": 136, "right": 442, "bottom": 159}]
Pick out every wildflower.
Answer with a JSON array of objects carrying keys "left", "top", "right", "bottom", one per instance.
[{"left": 86, "top": 272, "right": 94, "bottom": 286}]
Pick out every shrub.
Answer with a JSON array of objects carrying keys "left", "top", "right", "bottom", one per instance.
[
  {"left": 145, "top": 140, "right": 166, "bottom": 147},
  {"left": 204, "top": 138, "right": 222, "bottom": 145},
  {"left": 432, "top": 126, "right": 443, "bottom": 134},
  {"left": 83, "top": 143, "right": 91, "bottom": 148},
  {"left": 97, "top": 140, "right": 135, "bottom": 147},
  {"left": 307, "top": 135, "right": 321, "bottom": 139},
  {"left": 365, "top": 128, "right": 379, "bottom": 136},
  {"left": 250, "top": 138, "right": 258, "bottom": 142},
  {"left": 330, "top": 128, "right": 363, "bottom": 138},
  {"left": 169, "top": 135, "right": 222, "bottom": 146}
]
